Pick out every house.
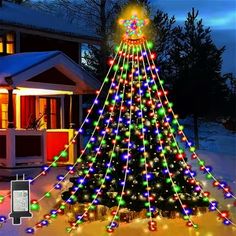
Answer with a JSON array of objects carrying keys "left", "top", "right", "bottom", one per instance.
[
  {"left": 0, "top": 0, "right": 101, "bottom": 174},
  {"left": 0, "top": 0, "right": 99, "bottom": 59}
]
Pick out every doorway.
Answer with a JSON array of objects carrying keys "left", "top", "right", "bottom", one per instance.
[{"left": 39, "top": 97, "right": 61, "bottom": 129}]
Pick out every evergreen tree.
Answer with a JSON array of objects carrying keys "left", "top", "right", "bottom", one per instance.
[
  {"left": 80, "top": 0, "right": 123, "bottom": 80},
  {"left": 82, "top": 0, "right": 152, "bottom": 79},
  {"left": 152, "top": 10, "right": 179, "bottom": 87},
  {"left": 25, "top": 0, "right": 123, "bottom": 81},
  {"left": 171, "top": 8, "right": 228, "bottom": 118},
  {"left": 223, "top": 73, "right": 236, "bottom": 118},
  {"left": 170, "top": 8, "right": 228, "bottom": 147},
  {"left": 62, "top": 12, "right": 208, "bottom": 232}
]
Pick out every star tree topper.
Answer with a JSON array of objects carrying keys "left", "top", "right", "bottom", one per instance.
[{"left": 119, "top": 14, "right": 149, "bottom": 42}]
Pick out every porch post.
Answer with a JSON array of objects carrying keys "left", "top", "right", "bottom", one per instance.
[
  {"left": 15, "top": 31, "right": 21, "bottom": 53},
  {"left": 78, "top": 94, "right": 83, "bottom": 149},
  {"left": 69, "top": 95, "right": 73, "bottom": 128},
  {"left": 78, "top": 95, "right": 83, "bottom": 126},
  {"left": 7, "top": 88, "right": 15, "bottom": 128}
]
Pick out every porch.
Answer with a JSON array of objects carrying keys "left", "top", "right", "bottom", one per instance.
[
  {"left": 0, "top": 51, "right": 100, "bottom": 173},
  {"left": 0, "top": 128, "right": 76, "bottom": 167}
]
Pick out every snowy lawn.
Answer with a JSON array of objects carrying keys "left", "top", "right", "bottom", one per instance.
[{"left": 0, "top": 120, "right": 235, "bottom": 236}]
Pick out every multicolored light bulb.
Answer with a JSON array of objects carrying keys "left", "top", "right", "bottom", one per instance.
[{"left": 119, "top": 15, "right": 149, "bottom": 41}]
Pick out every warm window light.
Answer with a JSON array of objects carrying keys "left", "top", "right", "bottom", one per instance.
[
  {"left": 0, "top": 36, "right": 3, "bottom": 53},
  {"left": 6, "top": 33, "right": 15, "bottom": 54},
  {"left": 1, "top": 104, "right": 8, "bottom": 129}
]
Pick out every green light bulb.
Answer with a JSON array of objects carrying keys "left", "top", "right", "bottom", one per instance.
[
  {"left": 45, "top": 192, "right": 51, "bottom": 198},
  {"left": 147, "top": 41, "right": 153, "bottom": 49},
  {"left": 158, "top": 108, "right": 165, "bottom": 116},
  {"left": 30, "top": 203, "right": 40, "bottom": 211},
  {"left": 173, "top": 186, "right": 181, "bottom": 192},
  {"left": 54, "top": 156, "right": 59, "bottom": 161},
  {"left": 113, "top": 65, "right": 119, "bottom": 71},
  {"left": 52, "top": 162, "right": 57, "bottom": 167}
]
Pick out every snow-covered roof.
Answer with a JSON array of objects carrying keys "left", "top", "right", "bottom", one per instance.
[
  {"left": 0, "top": 51, "right": 58, "bottom": 79},
  {"left": 0, "top": 51, "right": 100, "bottom": 93},
  {"left": 0, "top": 1, "right": 98, "bottom": 41}
]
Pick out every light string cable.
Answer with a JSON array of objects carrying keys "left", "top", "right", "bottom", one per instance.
[
  {"left": 0, "top": 42, "right": 124, "bottom": 202},
  {"left": 144, "top": 42, "right": 236, "bottom": 201},
  {"left": 107, "top": 43, "right": 134, "bottom": 231},
  {"left": 135, "top": 46, "right": 153, "bottom": 224},
  {"left": 138, "top": 44, "right": 197, "bottom": 228},
  {"left": 65, "top": 44, "right": 132, "bottom": 232},
  {"left": 67, "top": 44, "right": 132, "bottom": 233},
  {"left": 28, "top": 44, "right": 130, "bottom": 233},
  {"left": 1, "top": 42, "right": 125, "bottom": 231},
  {"left": 141, "top": 43, "right": 236, "bottom": 227},
  {"left": 1, "top": 43, "right": 125, "bottom": 230}
]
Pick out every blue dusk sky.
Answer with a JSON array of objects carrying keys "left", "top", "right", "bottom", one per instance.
[{"left": 150, "top": 0, "right": 236, "bottom": 75}]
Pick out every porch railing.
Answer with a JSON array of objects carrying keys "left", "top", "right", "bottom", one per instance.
[
  {"left": 0, "top": 129, "right": 46, "bottom": 167},
  {"left": 0, "top": 129, "right": 76, "bottom": 168}
]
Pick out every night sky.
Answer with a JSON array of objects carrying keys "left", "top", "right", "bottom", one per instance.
[
  {"left": 30, "top": 0, "right": 235, "bottom": 75},
  {"left": 150, "top": 0, "right": 236, "bottom": 75}
]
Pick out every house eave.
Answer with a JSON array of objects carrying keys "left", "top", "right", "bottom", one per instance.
[
  {"left": 0, "top": 51, "right": 101, "bottom": 93},
  {"left": 0, "top": 84, "right": 12, "bottom": 89}
]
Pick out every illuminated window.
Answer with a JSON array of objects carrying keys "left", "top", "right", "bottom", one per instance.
[
  {"left": 50, "top": 99, "right": 58, "bottom": 129},
  {"left": 39, "top": 97, "right": 61, "bottom": 129},
  {"left": 0, "top": 36, "right": 3, "bottom": 53},
  {"left": 0, "top": 32, "right": 15, "bottom": 55},
  {"left": 6, "top": 33, "right": 15, "bottom": 54},
  {"left": 1, "top": 104, "right": 8, "bottom": 129}
]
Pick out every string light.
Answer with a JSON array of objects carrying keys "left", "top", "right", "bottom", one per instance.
[
  {"left": 0, "top": 12, "right": 233, "bottom": 235},
  {"left": 140, "top": 42, "right": 236, "bottom": 226},
  {"left": 138, "top": 45, "right": 196, "bottom": 228},
  {"left": 144, "top": 41, "right": 236, "bottom": 201},
  {"left": 0, "top": 42, "right": 125, "bottom": 205},
  {"left": 26, "top": 44, "right": 132, "bottom": 234}
]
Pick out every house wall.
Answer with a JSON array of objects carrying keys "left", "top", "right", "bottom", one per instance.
[
  {"left": 0, "top": 93, "right": 71, "bottom": 130},
  {"left": 0, "top": 26, "right": 96, "bottom": 155},
  {"left": 20, "top": 95, "right": 63, "bottom": 129},
  {"left": 64, "top": 94, "right": 81, "bottom": 129},
  {"left": 0, "top": 30, "right": 15, "bottom": 55},
  {"left": 20, "top": 33, "right": 80, "bottom": 63}
]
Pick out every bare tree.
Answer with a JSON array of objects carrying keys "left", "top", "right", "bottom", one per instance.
[
  {"left": 25, "top": 0, "right": 78, "bottom": 23},
  {"left": 26, "top": 0, "right": 123, "bottom": 80},
  {"left": 78, "top": 0, "right": 123, "bottom": 79}
]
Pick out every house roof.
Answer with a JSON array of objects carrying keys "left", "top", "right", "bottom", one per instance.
[
  {"left": 0, "top": 1, "right": 99, "bottom": 42},
  {"left": 0, "top": 51, "right": 101, "bottom": 94}
]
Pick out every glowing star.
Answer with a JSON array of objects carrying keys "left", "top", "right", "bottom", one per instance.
[{"left": 119, "top": 15, "right": 149, "bottom": 41}]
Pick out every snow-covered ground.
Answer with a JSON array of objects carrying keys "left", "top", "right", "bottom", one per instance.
[
  {"left": 181, "top": 117, "right": 236, "bottom": 156},
  {"left": 0, "top": 120, "right": 235, "bottom": 236},
  {"left": 180, "top": 117, "right": 236, "bottom": 181}
]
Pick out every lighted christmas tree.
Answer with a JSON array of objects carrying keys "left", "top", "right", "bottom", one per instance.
[
  {"left": 0, "top": 7, "right": 235, "bottom": 236},
  {"left": 61, "top": 9, "right": 211, "bottom": 232}
]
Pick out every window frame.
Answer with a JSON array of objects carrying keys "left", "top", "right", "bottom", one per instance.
[
  {"left": 0, "top": 35, "right": 4, "bottom": 53},
  {"left": 0, "top": 31, "right": 15, "bottom": 55},
  {"left": 38, "top": 96, "right": 61, "bottom": 130}
]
